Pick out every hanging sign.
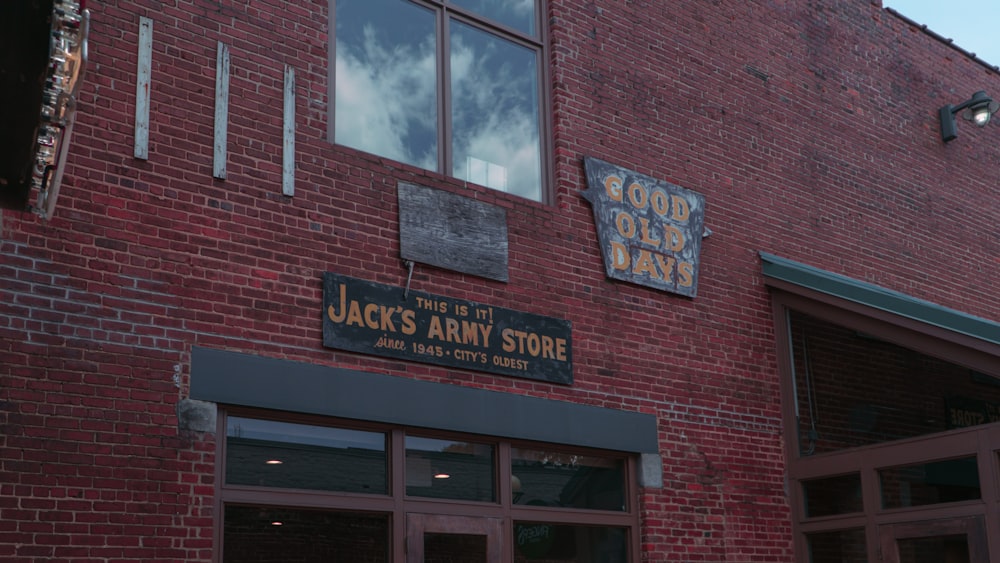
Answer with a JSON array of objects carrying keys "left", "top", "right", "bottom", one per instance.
[
  {"left": 322, "top": 273, "right": 573, "bottom": 384},
  {"left": 582, "top": 157, "right": 706, "bottom": 297}
]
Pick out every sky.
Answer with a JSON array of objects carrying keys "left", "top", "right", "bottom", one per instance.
[{"left": 884, "top": 0, "right": 1000, "bottom": 67}]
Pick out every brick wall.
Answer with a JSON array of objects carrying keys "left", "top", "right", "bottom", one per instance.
[{"left": 2, "top": 0, "right": 999, "bottom": 561}]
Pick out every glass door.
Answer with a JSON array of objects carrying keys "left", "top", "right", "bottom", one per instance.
[
  {"left": 879, "top": 516, "right": 988, "bottom": 563},
  {"left": 406, "top": 513, "right": 503, "bottom": 563}
]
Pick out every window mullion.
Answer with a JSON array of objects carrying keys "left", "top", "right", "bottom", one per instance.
[
  {"left": 391, "top": 428, "right": 406, "bottom": 563},
  {"left": 498, "top": 441, "right": 512, "bottom": 511},
  {"left": 439, "top": 8, "right": 452, "bottom": 179}
]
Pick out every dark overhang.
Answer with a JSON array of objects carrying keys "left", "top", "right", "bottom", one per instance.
[{"left": 191, "top": 346, "right": 660, "bottom": 454}]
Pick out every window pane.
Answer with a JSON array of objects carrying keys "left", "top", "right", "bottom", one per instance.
[
  {"left": 897, "top": 535, "right": 969, "bottom": 563},
  {"left": 514, "top": 523, "right": 627, "bottom": 562},
  {"left": 511, "top": 448, "right": 625, "bottom": 511},
  {"left": 451, "top": 0, "right": 537, "bottom": 36},
  {"left": 802, "top": 473, "right": 863, "bottom": 517},
  {"left": 789, "top": 310, "right": 1000, "bottom": 455},
  {"left": 451, "top": 21, "right": 542, "bottom": 201},
  {"left": 880, "top": 457, "right": 980, "bottom": 509},
  {"left": 225, "top": 417, "right": 387, "bottom": 494},
  {"left": 806, "top": 529, "right": 867, "bottom": 563},
  {"left": 406, "top": 436, "right": 496, "bottom": 502},
  {"left": 426, "top": 533, "right": 487, "bottom": 563},
  {"left": 335, "top": 0, "right": 438, "bottom": 171},
  {"left": 223, "top": 505, "right": 389, "bottom": 563}
]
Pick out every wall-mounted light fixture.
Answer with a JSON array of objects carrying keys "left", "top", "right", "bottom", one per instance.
[{"left": 940, "top": 91, "right": 999, "bottom": 142}]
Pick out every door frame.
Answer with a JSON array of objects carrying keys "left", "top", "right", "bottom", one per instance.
[
  {"left": 406, "top": 513, "right": 503, "bottom": 563},
  {"left": 879, "top": 515, "right": 988, "bottom": 563}
]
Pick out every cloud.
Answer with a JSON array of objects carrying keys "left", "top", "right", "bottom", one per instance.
[
  {"left": 457, "top": 0, "right": 537, "bottom": 33},
  {"left": 450, "top": 32, "right": 541, "bottom": 199},
  {"left": 335, "top": 24, "right": 438, "bottom": 171}
]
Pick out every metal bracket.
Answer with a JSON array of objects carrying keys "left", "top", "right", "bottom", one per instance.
[{"left": 403, "top": 260, "right": 415, "bottom": 300}]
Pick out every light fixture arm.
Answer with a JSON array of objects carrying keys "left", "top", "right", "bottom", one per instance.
[{"left": 939, "top": 91, "right": 998, "bottom": 142}]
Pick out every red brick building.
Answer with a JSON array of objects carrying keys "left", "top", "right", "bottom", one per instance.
[{"left": 2, "top": 0, "right": 1000, "bottom": 561}]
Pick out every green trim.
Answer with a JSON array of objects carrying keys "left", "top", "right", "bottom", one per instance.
[{"left": 760, "top": 252, "right": 1000, "bottom": 347}]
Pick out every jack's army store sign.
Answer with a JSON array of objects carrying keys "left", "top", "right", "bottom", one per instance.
[
  {"left": 323, "top": 273, "right": 573, "bottom": 384},
  {"left": 583, "top": 157, "right": 706, "bottom": 297}
]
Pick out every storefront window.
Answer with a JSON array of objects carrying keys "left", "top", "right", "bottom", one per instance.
[
  {"left": 218, "top": 412, "right": 638, "bottom": 562},
  {"left": 879, "top": 457, "right": 980, "bottom": 509},
  {"left": 225, "top": 417, "right": 387, "bottom": 494},
  {"left": 513, "top": 523, "right": 627, "bottom": 562},
  {"left": 405, "top": 436, "right": 496, "bottom": 502},
  {"left": 802, "top": 473, "right": 863, "bottom": 517},
  {"left": 511, "top": 447, "right": 625, "bottom": 511},
  {"left": 896, "top": 535, "right": 970, "bottom": 563},
  {"left": 222, "top": 505, "right": 389, "bottom": 562},
  {"left": 806, "top": 529, "right": 867, "bottom": 563},
  {"left": 789, "top": 310, "right": 997, "bottom": 456}
]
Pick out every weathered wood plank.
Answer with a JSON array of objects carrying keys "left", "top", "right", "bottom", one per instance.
[
  {"left": 282, "top": 65, "right": 295, "bottom": 196},
  {"left": 212, "top": 42, "right": 230, "bottom": 180},
  {"left": 133, "top": 17, "right": 152, "bottom": 160},
  {"left": 398, "top": 182, "right": 509, "bottom": 282}
]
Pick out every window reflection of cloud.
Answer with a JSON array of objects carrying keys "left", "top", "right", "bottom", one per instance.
[
  {"left": 453, "top": 0, "right": 536, "bottom": 35},
  {"left": 450, "top": 30, "right": 541, "bottom": 200},
  {"left": 335, "top": 27, "right": 438, "bottom": 172}
]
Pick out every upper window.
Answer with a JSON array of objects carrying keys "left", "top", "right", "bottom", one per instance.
[
  {"left": 787, "top": 309, "right": 1000, "bottom": 456},
  {"left": 332, "top": 0, "right": 546, "bottom": 201}
]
